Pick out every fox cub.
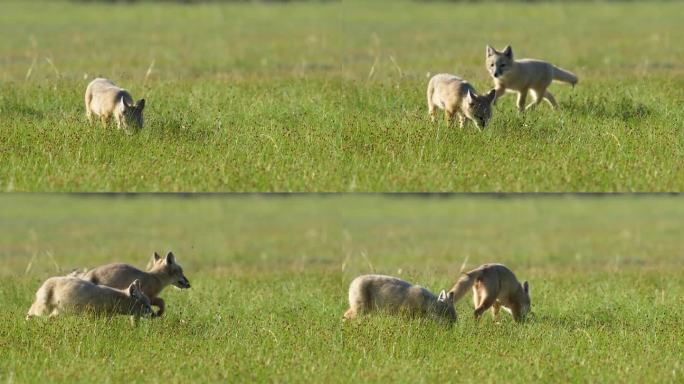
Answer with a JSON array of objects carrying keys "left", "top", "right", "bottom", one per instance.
[
  {"left": 486, "top": 45, "right": 577, "bottom": 112},
  {"left": 427, "top": 74, "right": 496, "bottom": 130},
  {"left": 72, "top": 251, "right": 190, "bottom": 317},
  {"left": 85, "top": 78, "right": 145, "bottom": 131},
  {"left": 26, "top": 277, "right": 153, "bottom": 320},
  {"left": 344, "top": 274, "right": 456, "bottom": 323},
  {"left": 448, "top": 263, "right": 530, "bottom": 322}
]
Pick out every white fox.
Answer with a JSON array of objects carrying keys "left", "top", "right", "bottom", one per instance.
[
  {"left": 26, "top": 277, "right": 153, "bottom": 320},
  {"left": 84, "top": 78, "right": 145, "bottom": 131},
  {"left": 427, "top": 73, "right": 496, "bottom": 129},
  {"left": 448, "top": 263, "right": 530, "bottom": 322},
  {"left": 72, "top": 251, "right": 190, "bottom": 317},
  {"left": 343, "top": 274, "right": 456, "bottom": 323},
  {"left": 486, "top": 45, "right": 578, "bottom": 111}
]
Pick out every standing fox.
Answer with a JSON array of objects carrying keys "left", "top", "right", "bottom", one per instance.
[
  {"left": 72, "top": 251, "right": 190, "bottom": 317},
  {"left": 84, "top": 78, "right": 145, "bottom": 131},
  {"left": 427, "top": 73, "right": 496, "bottom": 130},
  {"left": 26, "top": 277, "right": 153, "bottom": 320},
  {"left": 448, "top": 264, "right": 530, "bottom": 322},
  {"left": 344, "top": 274, "right": 457, "bottom": 324},
  {"left": 486, "top": 45, "right": 578, "bottom": 111}
]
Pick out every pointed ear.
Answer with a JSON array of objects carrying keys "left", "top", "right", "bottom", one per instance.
[
  {"left": 466, "top": 89, "right": 476, "bottom": 102},
  {"left": 523, "top": 281, "right": 529, "bottom": 293},
  {"left": 447, "top": 291, "right": 455, "bottom": 302},
  {"left": 503, "top": 45, "right": 513, "bottom": 59},
  {"left": 136, "top": 98, "right": 145, "bottom": 110},
  {"left": 153, "top": 251, "right": 161, "bottom": 262},
  {"left": 486, "top": 45, "right": 496, "bottom": 57},
  {"left": 128, "top": 280, "right": 140, "bottom": 297},
  {"left": 486, "top": 89, "right": 496, "bottom": 103},
  {"left": 438, "top": 290, "right": 446, "bottom": 301},
  {"left": 119, "top": 97, "right": 127, "bottom": 111},
  {"left": 165, "top": 251, "right": 176, "bottom": 265}
]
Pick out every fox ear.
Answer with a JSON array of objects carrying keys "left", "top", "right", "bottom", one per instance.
[
  {"left": 486, "top": 89, "right": 496, "bottom": 103},
  {"left": 503, "top": 45, "right": 513, "bottom": 59},
  {"left": 119, "top": 97, "right": 127, "bottom": 111},
  {"left": 438, "top": 290, "right": 447, "bottom": 301},
  {"left": 136, "top": 98, "right": 145, "bottom": 110},
  {"left": 153, "top": 251, "right": 161, "bottom": 262},
  {"left": 466, "top": 89, "right": 476, "bottom": 102},
  {"left": 447, "top": 291, "right": 454, "bottom": 302},
  {"left": 128, "top": 280, "right": 141, "bottom": 297},
  {"left": 165, "top": 252, "right": 176, "bottom": 265},
  {"left": 523, "top": 281, "right": 529, "bottom": 293},
  {"left": 486, "top": 45, "right": 496, "bottom": 57}
]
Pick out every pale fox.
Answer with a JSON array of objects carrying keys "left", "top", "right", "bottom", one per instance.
[
  {"left": 26, "top": 277, "right": 153, "bottom": 320},
  {"left": 73, "top": 251, "right": 190, "bottom": 317},
  {"left": 427, "top": 73, "right": 496, "bottom": 130},
  {"left": 486, "top": 45, "right": 578, "bottom": 111},
  {"left": 84, "top": 78, "right": 145, "bottom": 131},
  {"left": 344, "top": 274, "right": 456, "bottom": 323},
  {"left": 448, "top": 263, "right": 530, "bottom": 322}
]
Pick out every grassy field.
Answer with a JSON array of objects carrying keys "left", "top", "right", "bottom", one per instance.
[
  {"left": 0, "top": 1, "right": 682, "bottom": 191},
  {"left": 0, "top": 195, "right": 683, "bottom": 382}
]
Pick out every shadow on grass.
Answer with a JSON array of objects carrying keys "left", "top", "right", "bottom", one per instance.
[{"left": 562, "top": 95, "right": 652, "bottom": 122}]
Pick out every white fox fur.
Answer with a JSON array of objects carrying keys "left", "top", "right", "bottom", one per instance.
[{"left": 427, "top": 73, "right": 495, "bottom": 130}]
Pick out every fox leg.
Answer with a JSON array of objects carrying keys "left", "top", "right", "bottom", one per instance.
[
  {"left": 525, "top": 89, "right": 546, "bottom": 111},
  {"left": 543, "top": 91, "right": 558, "bottom": 109},
  {"left": 516, "top": 89, "right": 528, "bottom": 112},
  {"left": 343, "top": 308, "right": 357, "bottom": 320},
  {"left": 474, "top": 294, "right": 497, "bottom": 320},
  {"left": 493, "top": 85, "right": 506, "bottom": 106},
  {"left": 445, "top": 109, "right": 455, "bottom": 127},
  {"left": 428, "top": 104, "right": 436, "bottom": 123},
  {"left": 457, "top": 113, "right": 466, "bottom": 129},
  {"left": 151, "top": 297, "right": 165, "bottom": 317},
  {"left": 100, "top": 114, "right": 111, "bottom": 128},
  {"left": 491, "top": 302, "right": 501, "bottom": 321}
]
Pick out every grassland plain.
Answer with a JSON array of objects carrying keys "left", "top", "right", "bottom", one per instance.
[
  {"left": 0, "top": 195, "right": 683, "bottom": 382},
  {"left": 0, "top": 1, "right": 683, "bottom": 191}
]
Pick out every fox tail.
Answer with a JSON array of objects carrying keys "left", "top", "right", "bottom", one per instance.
[
  {"left": 447, "top": 271, "right": 480, "bottom": 303},
  {"left": 552, "top": 66, "right": 578, "bottom": 86}
]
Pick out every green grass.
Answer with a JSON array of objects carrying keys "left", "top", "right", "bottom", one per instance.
[
  {"left": 0, "top": 1, "right": 683, "bottom": 191},
  {"left": 0, "top": 195, "right": 683, "bottom": 382}
]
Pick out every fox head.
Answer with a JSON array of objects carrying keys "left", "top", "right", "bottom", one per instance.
[
  {"left": 149, "top": 251, "right": 191, "bottom": 289},
  {"left": 486, "top": 45, "right": 514, "bottom": 80},
  {"left": 435, "top": 289, "right": 457, "bottom": 323},
  {"left": 118, "top": 98, "right": 145, "bottom": 130},
  {"left": 463, "top": 89, "right": 495, "bottom": 129},
  {"left": 127, "top": 279, "right": 153, "bottom": 317}
]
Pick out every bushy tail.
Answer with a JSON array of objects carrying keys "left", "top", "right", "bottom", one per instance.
[
  {"left": 552, "top": 66, "right": 578, "bottom": 86},
  {"left": 448, "top": 271, "right": 479, "bottom": 303},
  {"left": 26, "top": 284, "right": 54, "bottom": 319}
]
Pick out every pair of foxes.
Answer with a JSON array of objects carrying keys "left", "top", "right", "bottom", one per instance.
[
  {"left": 26, "top": 251, "right": 191, "bottom": 321},
  {"left": 344, "top": 263, "right": 531, "bottom": 324},
  {"left": 427, "top": 45, "right": 578, "bottom": 130}
]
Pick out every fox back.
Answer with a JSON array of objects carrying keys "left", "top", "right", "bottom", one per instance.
[
  {"left": 27, "top": 276, "right": 153, "bottom": 319},
  {"left": 345, "top": 274, "right": 456, "bottom": 323},
  {"left": 85, "top": 78, "right": 145, "bottom": 130}
]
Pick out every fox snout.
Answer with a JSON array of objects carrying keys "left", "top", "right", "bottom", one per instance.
[{"left": 175, "top": 276, "right": 191, "bottom": 289}]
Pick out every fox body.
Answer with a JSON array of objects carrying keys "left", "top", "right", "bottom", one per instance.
[
  {"left": 344, "top": 274, "right": 456, "bottom": 323},
  {"left": 448, "top": 264, "right": 530, "bottom": 322},
  {"left": 486, "top": 45, "right": 577, "bottom": 111},
  {"left": 84, "top": 78, "right": 145, "bottom": 131},
  {"left": 427, "top": 73, "right": 495, "bottom": 130},
  {"left": 74, "top": 252, "right": 190, "bottom": 317},
  {"left": 26, "top": 277, "right": 152, "bottom": 319}
]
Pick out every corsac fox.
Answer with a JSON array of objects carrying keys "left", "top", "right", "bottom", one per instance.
[
  {"left": 26, "top": 277, "right": 153, "bottom": 320},
  {"left": 72, "top": 251, "right": 190, "bottom": 317},
  {"left": 448, "top": 263, "right": 530, "bottom": 322},
  {"left": 486, "top": 45, "right": 577, "bottom": 111},
  {"left": 84, "top": 78, "right": 145, "bottom": 131},
  {"left": 427, "top": 73, "right": 496, "bottom": 130},
  {"left": 344, "top": 274, "right": 456, "bottom": 323}
]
